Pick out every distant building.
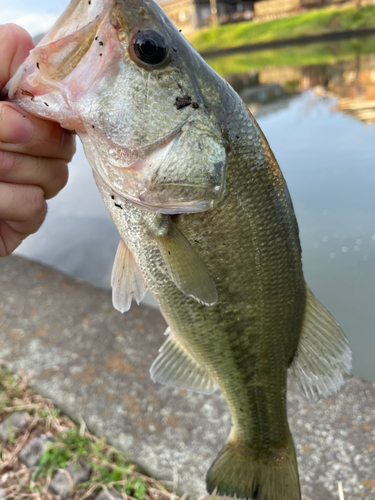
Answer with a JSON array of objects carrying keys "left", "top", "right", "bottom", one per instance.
[
  {"left": 159, "top": 0, "right": 254, "bottom": 33},
  {"left": 159, "top": 0, "right": 349, "bottom": 33},
  {"left": 253, "top": 0, "right": 347, "bottom": 19}
]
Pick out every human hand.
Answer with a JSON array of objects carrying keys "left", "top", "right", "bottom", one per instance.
[{"left": 0, "top": 24, "right": 75, "bottom": 257}]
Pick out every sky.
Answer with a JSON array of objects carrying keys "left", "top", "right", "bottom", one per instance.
[{"left": 1, "top": 0, "right": 71, "bottom": 37}]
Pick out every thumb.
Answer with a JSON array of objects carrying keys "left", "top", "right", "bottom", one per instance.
[{"left": 0, "top": 24, "right": 34, "bottom": 92}]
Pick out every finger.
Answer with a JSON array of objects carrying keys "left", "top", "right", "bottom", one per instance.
[
  {"left": 0, "top": 220, "right": 24, "bottom": 256},
  {"left": 0, "top": 103, "right": 76, "bottom": 162},
  {"left": 0, "top": 24, "right": 34, "bottom": 90},
  {"left": 0, "top": 150, "right": 69, "bottom": 200},
  {"left": 0, "top": 220, "right": 27, "bottom": 256},
  {"left": 0, "top": 214, "right": 47, "bottom": 257},
  {"left": 0, "top": 182, "right": 46, "bottom": 222}
]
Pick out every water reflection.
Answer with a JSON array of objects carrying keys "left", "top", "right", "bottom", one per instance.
[
  {"left": 212, "top": 36, "right": 375, "bottom": 125},
  {"left": 14, "top": 37, "right": 375, "bottom": 380}
]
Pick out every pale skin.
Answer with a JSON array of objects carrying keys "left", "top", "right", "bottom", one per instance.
[{"left": 0, "top": 24, "right": 75, "bottom": 257}]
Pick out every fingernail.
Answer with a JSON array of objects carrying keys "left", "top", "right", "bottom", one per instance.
[{"left": 0, "top": 105, "right": 34, "bottom": 144}]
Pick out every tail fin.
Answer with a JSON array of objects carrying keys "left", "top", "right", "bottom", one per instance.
[{"left": 206, "top": 435, "right": 300, "bottom": 500}]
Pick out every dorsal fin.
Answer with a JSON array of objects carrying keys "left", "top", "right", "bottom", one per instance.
[
  {"left": 111, "top": 239, "right": 147, "bottom": 313},
  {"left": 290, "top": 286, "right": 352, "bottom": 401},
  {"left": 150, "top": 327, "right": 218, "bottom": 394},
  {"left": 150, "top": 216, "right": 217, "bottom": 306}
]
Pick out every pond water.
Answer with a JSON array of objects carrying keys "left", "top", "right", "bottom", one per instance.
[{"left": 15, "top": 37, "right": 375, "bottom": 381}]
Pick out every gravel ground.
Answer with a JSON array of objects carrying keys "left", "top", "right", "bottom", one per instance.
[
  {"left": 0, "top": 255, "right": 374, "bottom": 499},
  {"left": 0, "top": 364, "right": 178, "bottom": 500}
]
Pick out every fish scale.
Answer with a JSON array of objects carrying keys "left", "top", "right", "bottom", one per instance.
[{"left": 6, "top": 0, "right": 351, "bottom": 497}]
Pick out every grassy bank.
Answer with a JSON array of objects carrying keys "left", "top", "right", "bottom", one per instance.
[
  {"left": 186, "top": 4, "right": 375, "bottom": 53},
  {"left": 205, "top": 36, "right": 375, "bottom": 76}
]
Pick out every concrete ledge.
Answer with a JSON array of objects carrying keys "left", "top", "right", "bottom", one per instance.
[{"left": 0, "top": 255, "right": 374, "bottom": 498}]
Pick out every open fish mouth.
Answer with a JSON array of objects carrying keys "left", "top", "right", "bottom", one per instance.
[
  {"left": 33, "top": 0, "right": 110, "bottom": 53},
  {"left": 6, "top": 0, "right": 119, "bottom": 125}
]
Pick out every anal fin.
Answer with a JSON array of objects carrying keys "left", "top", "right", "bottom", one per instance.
[
  {"left": 111, "top": 239, "right": 147, "bottom": 313},
  {"left": 290, "top": 286, "right": 352, "bottom": 401},
  {"left": 150, "top": 327, "right": 217, "bottom": 394}
]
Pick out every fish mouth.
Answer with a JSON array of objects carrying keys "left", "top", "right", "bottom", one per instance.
[
  {"left": 36, "top": 0, "right": 110, "bottom": 49},
  {"left": 6, "top": 0, "right": 114, "bottom": 100},
  {"left": 5, "top": 0, "right": 124, "bottom": 131}
]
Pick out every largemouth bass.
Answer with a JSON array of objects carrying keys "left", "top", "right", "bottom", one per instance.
[{"left": 5, "top": 1, "right": 351, "bottom": 498}]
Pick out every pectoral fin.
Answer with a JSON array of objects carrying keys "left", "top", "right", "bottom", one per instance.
[
  {"left": 290, "top": 286, "right": 352, "bottom": 401},
  {"left": 150, "top": 327, "right": 217, "bottom": 394},
  {"left": 111, "top": 239, "right": 147, "bottom": 313},
  {"left": 151, "top": 217, "right": 217, "bottom": 306}
]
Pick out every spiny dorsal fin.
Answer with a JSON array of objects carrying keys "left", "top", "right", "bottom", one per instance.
[
  {"left": 153, "top": 217, "right": 217, "bottom": 306},
  {"left": 150, "top": 327, "right": 218, "bottom": 394},
  {"left": 111, "top": 239, "right": 147, "bottom": 313},
  {"left": 290, "top": 286, "right": 352, "bottom": 401}
]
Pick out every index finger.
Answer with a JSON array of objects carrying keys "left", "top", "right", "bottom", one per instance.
[
  {"left": 0, "top": 24, "right": 76, "bottom": 162},
  {"left": 0, "top": 103, "right": 76, "bottom": 163},
  {"left": 0, "top": 24, "right": 34, "bottom": 91}
]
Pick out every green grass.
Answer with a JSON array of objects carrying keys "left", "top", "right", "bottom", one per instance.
[
  {"left": 32, "top": 428, "right": 92, "bottom": 480},
  {"left": 0, "top": 366, "right": 174, "bottom": 500},
  {"left": 0, "top": 367, "right": 23, "bottom": 413},
  {"left": 187, "top": 4, "right": 375, "bottom": 53},
  {"left": 32, "top": 426, "right": 149, "bottom": 499},
  {"left": 205, "top": 36, "right": 375, "bottom": 77}
]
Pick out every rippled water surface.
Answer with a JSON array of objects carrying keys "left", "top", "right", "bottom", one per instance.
[{"left": 16, "top": 37, "right": 375, "bottom": 381}]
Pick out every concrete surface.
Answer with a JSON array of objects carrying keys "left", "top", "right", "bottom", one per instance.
[
  {"left": 0, "top": 255, "right": 374, "bottom": 499},
  {"left": 0, "top": 411, "right": 30, "bottom": 441},
  {"left": 19, "top": 433, "right": 56, "bottom": 468}
]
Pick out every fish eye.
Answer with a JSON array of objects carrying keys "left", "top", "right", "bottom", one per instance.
[{"left": 132, "top": 29, "right": 169, "bottom": 66}]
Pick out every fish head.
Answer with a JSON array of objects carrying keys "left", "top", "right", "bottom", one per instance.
[{"left": 6, "top": 0, "right": 228, "bottom": 214}]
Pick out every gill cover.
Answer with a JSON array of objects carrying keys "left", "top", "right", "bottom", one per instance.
[{"left": 84, "top": 115, "right": 226, "bottom": 214}]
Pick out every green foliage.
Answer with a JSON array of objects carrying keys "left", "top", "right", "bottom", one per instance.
[
  {"left": 62, "top": 427, "right": 91, "bottom": 454},
  {"left": 32, "top": 441, "right": 71, "bottom": 480},
  {"left": 32, "top": 427, "right": 147, "bottom": 499},
  {"left": 187, "top": 5, "right": 375, "bottom": 53},
  {"left": 283, "top": 80, "right": 301, "bottom": 94},
  {"left": 32, "top": 428, "right": 90, "bottom": 480},
  {"left": 36, "top": 406, "right": 61, "bottom": 420},
  {"left": 91, "top": 456, "right": 132, "bottom": 484},
  {"left": 125, "top": 477, "right": 147, "bottom": 500},
  {"left": 0, "top": 368, "right": 22, "bottom": 413}
]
